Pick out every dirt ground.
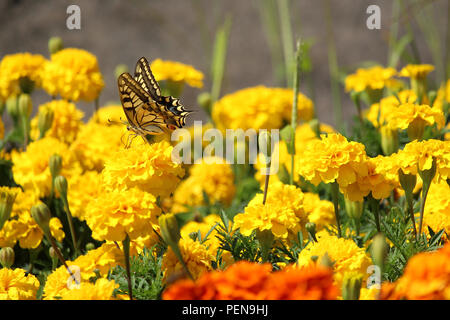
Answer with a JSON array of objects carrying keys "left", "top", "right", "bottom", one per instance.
[{"left": 0, "top": 0, "right": 447, "bottom": 127}]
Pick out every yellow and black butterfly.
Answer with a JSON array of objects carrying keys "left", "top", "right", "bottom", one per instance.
[{"left": 117, "top": 57, "right": 191, "bottom": 138}]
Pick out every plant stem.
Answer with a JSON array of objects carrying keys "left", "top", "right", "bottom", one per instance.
[
  {"left": 122, "top": 234, "right": 133, "bottom": 300},
  {"left": 61, "top": 195, "right": 78, "bottom": 256},
  {"left": 404, "top": 190, "right": 417, "bottom": 240},
  {"left": 418, "top": 181, "right": 432, "bottom": 237},
  {"left": 48, "top": 235, "right": 78, "bottom": 285},
  {"left": 262, "top": 169, "right": 270, "bottom": 205},
  {"left": 330, "top": 181, "right": 342, "bottom": 238},
  {"left": 277, "top": 0, "right": 294, "bottom": 87},
  {"left": 369, "top": 194, "right": 381, "bottom": 233}
]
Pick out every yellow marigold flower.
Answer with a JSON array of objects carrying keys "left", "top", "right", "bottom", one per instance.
[
  {"left": 59, "top": 278, "right": 118, "bottom": 300},
  {"left": 360, "top": 287, "right": 380, "bottom": 300},
  {"left": 386, "top": 103, "right": 445, "bottom": 137},
  {"left": 345, "top": 65, "right": 398, "bottom": 93},
  {"left": 102, "top": 141, "right": 184, "bottom": 198},
  {"left": 423, "top": 181, "right": 450, "bottom": 235},
  {"left": 161, "top": 237, "right": 214, "bottom": 281},
  {"left": 297, "top": 230, "right": 372, "bottom": 288},
  {"left": 30, "top": 100, "right": 84, "bottom": 144},
  {"left": 0, "top": 53, "right": 47, "bottom": 100},
  {"left": 85, "top": 186, "right": 161, "bottom": 242},
  {"left": 432, "top": 84, "right": 446, "bottom": 111},
  {"left": 67, "top": 171, "right": 102, "bottom": 221},
  {"left": 380, "top": 242, "right": 450, "bottom": 300},
  {"left": 172, "top": 157, "right": 235, "bottom": 213},
  {"left": 341, "top": 155, "right": 398, "bottom": 201},
  {"left": 212, "top": 86, "right": 314, "bottom": 131},
  {"left": 41, "top": 48, "right": 104, "bottom": 102},
  {"left": 49, "top": 217, "right": 65, "bottom": 242},
  {"left": 150, "top": 58, "right": 204, "bottom": 88},
  {"left": 399, "top": 64, "right": 435, "bottom": 80},
  {"left": 15, "top": 211, "right": 44, "bottom": 249},
  {"left": 43, "top": 242, "right": 123, "bottom": 300},
  {"left": 234, "top": 202, "right": 301, "bottom": 240},
  {"left": 302, "top": 192, "right": 335, "bottom": 231},
  {"left": 11, "top": 137, "right": 81, "bottom": 197},
  {"left": 297, "top": 133, "right": 368, "bottom": 188},
  {"left": 0, "top": 268, "right": 40, "bottom": 300},
  {"left": 90, "top": 104, "right": 124, "bottom": 125},
  {"left": 366, "top": 90, "right": 417, "bottom": 127},
  {"left": 71, "top": 122, "right": 126, "bottom": 171}
]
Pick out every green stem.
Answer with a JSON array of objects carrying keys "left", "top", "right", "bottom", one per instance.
[
  {"left": 405, "top": 190, "right": 417, "bottom": 240},
  {"left": 330, "top": 181, "right": 342, "bottom": 238},
  {"left": 418, "top": 181, "right": 431, "bottom": 237},
  {"left": 61, "top": 195, "right": 78, "bottom": 256},
  {"left": 263, "top": 168, "right": 270, "bottom": 205},
  {"left": 122, "top": 234, "right": 133, "bottom": 300},
  {"left": 48, "top": 235, "right": 78, "bottom": 285},
  {"left": 277, "top": 0, "right": 294, "bottom": 87},
  {"left": 369, "top": 194, "right": 381, "bottom": 233}
]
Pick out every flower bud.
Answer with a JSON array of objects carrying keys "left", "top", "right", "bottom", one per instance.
[
  {"left": 0, "top": 187, "right": 19, "bottom": 230},
  {"left": 48, "top": 36, "right": 63, "bottom": 54},
  {"left": 0, "top": 247, "right": 15, "bottom": 268},
  {"left": 371, "top": 233, "right": 388, "bottom": 270},
  {"left": 342, "top": 273, "right": 363, "bottom": 300},
  {"left": 197, "top": 92, "right": 212, "bottom": 112},
  {"left": 18, "top": 93, "right": 32, "bottom": 118},
  {"left": 158, "top": 213, "right": 181, "bottom": 247},
  {"left": 398, "top": 169, "right": 417, "bottom": 196},
  {"left": 38, "top": 107, "right": 54, "bottom": 138},
  {"left": 418, "top": 157, "right": 437, "bottom": 189},
  {"left": 319, "top": 252, "right": 334, "bottom": 268},
  {"left": 49, "top": 154, "right": 62, "bottom": 179},
  {"left": 49, "top": 246, "right": 57, "bottom": 259},
  {"left": 380, "top": 126, "right": 399, "bottom": 156},
  {"left": 6, "top": 96, "right": 19, "bottom": 119},
  {"left": 407, "top": 118, "right": 426, "bottom": 141},
  {"left": 344, "top": 198, "right": 364, "bottom": 221},
  {"left": 280, "top": 125, "right": 295, "bottom": 155},
  {"left": 54, "top": 175, "right": 68, "bottom": 196},
  {"left": 308, "top": 119, "right": 320, "bottom": 138},
  {"left": 31, "top": 203, "right": 52, "bottom": 236},
  {"left": 114, "top": 64, "right": 129, "bottom": 79},
  {"left": 85, "top": 243, "right": 95, "bottom": 251}
]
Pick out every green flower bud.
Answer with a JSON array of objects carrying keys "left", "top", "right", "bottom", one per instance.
[
  {"left": 344, "top": 198, "right": 364, "bottom": 221},
  {"left": 49, "top": 154, "right": 62, "bottom": 179},
  {"left": 38, "top": 107, "right": 54, "bottom": 138},
  {"left": 371, "top": 233, "right": 388, "bottom": 270},
  {"left": 48, "top": 36, "right": 63, "bottom": 55},
  {"left": 380, "top": 126, "right": 399, "bottom": 156},
  {"left": 319, "top": 252, "right": 334, "bottom": 268},
  {"left": 85, "top": 243, "right": 95, "bottom": 251},
  {"left": 407, "top": 118, "right": 426, "bottom": 141},
  {"left": 398, "top": 169, "right": 417, "bottom": 196},
  {"left": 49, "top": 246, "right": 57, "bottom": 259},
  {"left": 158, "top": 213, "right": 181, "bottom": 248},
  {"left": 277, "top": 164, "right": 290, "bottom": 184},
  {"left": 31, "top": 203, "right": 52, "bottom": 236},
  {"left": 0, "top": 247, "right": 15, "bottom": 268},
  {"left": 18, "top": 93, "right": 32, "bottom": 118},
  {"left": 6, "top": 96, "right": 19, "bottom": 119},
  {"left": 308, "top": 119, "right": 320, "bottom": 138},
  {"left": 0, "top": 188, "right": 19, "bottom": 230},
  {"left": 418, "top": 157, "right": 437, "bottom": 189},
  {"left": 280, "top": 125, "right": 295, "bottom": 155},
  {"left": 54, "top": 175, "right": 68, "bottom": 196},
  {"left": 342, "top": 273, "right": 363, "bottom": 300},
  {"left": 197, "top": 92, "right": 212, "bottom": 112},
  {"left": 114, "top": 64, "right": 129, "bottom": 79}
]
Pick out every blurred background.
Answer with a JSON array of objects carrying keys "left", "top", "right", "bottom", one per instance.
[{"left": 0, "top": 0, "right": 448, "bottom": 128}]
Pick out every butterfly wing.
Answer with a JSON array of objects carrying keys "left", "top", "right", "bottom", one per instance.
[
  {"left": 134, "top": 57, "right": 162, "bottom": 101},
  {"left": 117, "top": 73, "right": 167, "bottom": 135},
  {"left": 160, "top": 95, "right": 191, "bottom": 128}
]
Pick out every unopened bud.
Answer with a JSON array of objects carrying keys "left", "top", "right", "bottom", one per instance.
[
  {"left": 319, "top": 252, "right": 334, "bottom": 268},
  {"left": 158, "top": 213, "right": 181, "bottom": 247},
  {"left": 49, "top": 154, "right": 62, "bottom": 179},
  {"left": 380, "top": 126, "right": 399, "bottom": 156},
  {"left": 280, "top": 125, "right": 295, "bottom": 155},
  {"left": 371, "top": 233, "right": 388, "bottom": 270},
  {"left": 407, "top": 118, "right": 426, "bottom": 141},
  {"left": 344, "top": 198, "right": 364, "bottom": 221},
  {"left": 6, "top": 96, "right": 19, "bottom": 119},
  {"left": 48, "top": 36, "right": 64, "bottom": 55},
  {"left": 18, "top": 93, "right": 32, "bottom": 118},
  {"left": 342, "top": 273, "right": 363, "bottom": 300},
  {"left": 0, "top": 247, "right": 15, "bottom": 268},
  {"left": 38, "top": 107, "right": 54, "bottom": 138},
  {"left": 398, "top": 169, "right": 417, "bottom": 196},
  {"left": 197, "top": 92, "right": 212, "bottom": 111},
  {"left": 85, "top": 243, "right": 95, "bottom": 251},
  {"left": 418, "top": 157, "right": 437, "bottom": 189},
  {"left": 54, "top": 175, "right": 68, "bottom": 196},
  {"left": 49, "top": 246, "right": 57, "bottom": 259},
  {"left": 0, "top": 187, "right": 19, "bottom": 230},
  {"left": 31, "top": 203, "right": 52, "bottom": 236}
]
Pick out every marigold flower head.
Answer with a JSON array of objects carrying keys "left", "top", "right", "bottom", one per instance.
[
  {"left": 150, "top": 58, "right": 204, "bottom": 88},
  {"left": 399, "top": 64, "right": 435, "bottom": 80},
  {"left": 297, "top": 133, "right": 368, "bottom": 188},
  {"left": 423, "top": 181, "right": 450, "bottom": 236},
  {"left": 85, "top": 186, "right": 161, "bottom": 242},
  {"left": 0, "top": 53, "right": 47, "bottom": 100},
  {"left": 71, "top": 122, "right": 127, "bottom": 171},
  {"left": 59, "top": 278, "right": 119, "bottom": 300},
  {"left": 102, "top": 141, "right": 184, "bottom": 198},
  {"left": 386, "top": 103, "right": 445, "bottom": 133},
  {"left": 11, "top": 137, "right": 81, "bottom": 197},
  {"left": 41, "top": 48, "right": 104, "bottom": 102},
  {"left": 302, "top": 192, "right": 335, "bottom": 231},
  {"left": 345, "top": 66, "right": 398, "bottom": 93},
  {"left": 172, "top": 157, "right": 235, "bottom": 213},
  {"left": 161, "top": 237, "right": 214, "bottom": 281},
  {"left": 297, "top": 230, "right": 372, "bottom": 288},
  {"left": 67, "top": 171, "right": 102, "bottom": 221},
  {"left": 380, "top": 242, "right": 450, "bottom": 300},
  {"left": 212, "top": 86, "right": 314, "bottom": 131},
  {"left": 0, "top": 268, "right": 40, "bottom": 300},
  {"left": 90, "top": 104, "right": 125, "bottom": 125},
  {"left": 31, "top": 99, "right": 84, "bottom": 144}
]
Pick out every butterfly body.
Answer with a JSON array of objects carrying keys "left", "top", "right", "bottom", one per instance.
[{"left": 117, "top": 57, "right": 191, "bottom": 136}]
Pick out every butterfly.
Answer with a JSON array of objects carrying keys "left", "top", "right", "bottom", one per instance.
[{"left": 117, "top": 57, "right": 191, "bottom": 139}]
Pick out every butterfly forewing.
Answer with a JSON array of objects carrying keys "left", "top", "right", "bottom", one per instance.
[{"left": 134, "top": 57, "right": 162, "bottom": 101}]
